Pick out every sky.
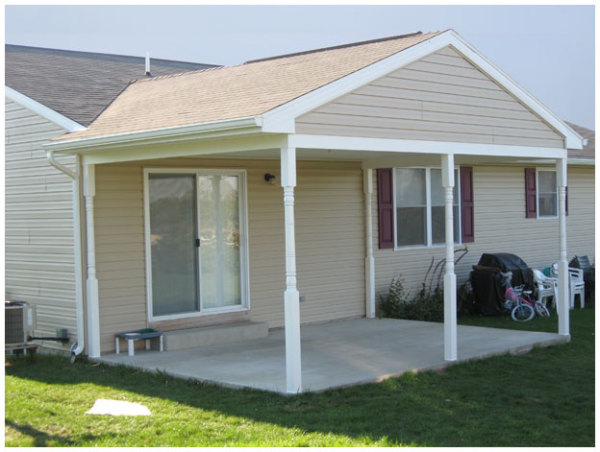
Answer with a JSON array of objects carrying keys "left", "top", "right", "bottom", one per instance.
[{"left": 4, "top": 4, "right": 596, "bottom": 130}]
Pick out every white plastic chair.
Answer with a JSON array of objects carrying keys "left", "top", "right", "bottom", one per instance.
[
  {"left": 533, "top": 269, "right": 558, "bottom": 309},
  {"left": 550, "top": 263, "right": 586, "bottom": 309},
  {"left": 568, "top": 267, "right": 585, "bottom": 308}
]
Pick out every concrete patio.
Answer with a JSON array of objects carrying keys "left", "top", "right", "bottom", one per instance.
[{"left": 97, "top": 318, "right": 569, "bottom": 394}]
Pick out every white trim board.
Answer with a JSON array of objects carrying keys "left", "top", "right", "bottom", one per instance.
[
  {"left": 45, "top": 117, "right": 262, "bottom": 152},
  {"left": 289, "top": 134, "right": 568, "bottom": 160},
  {"left": 5, "top": 86, "right": 86, "bottom": 132},
  {"left": 261, "top": 30, "right": 583, "bottom": 150}
]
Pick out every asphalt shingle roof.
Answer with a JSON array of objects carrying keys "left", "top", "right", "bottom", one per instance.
[
  {"left": 5, "top": 44, "right": 218, "bottom": 127},
  {"left": 565, "top": 122, "right": 595, "bottom": 160},
  {"left": 55, "top": 31, "right": 443, "bottom": 141}
]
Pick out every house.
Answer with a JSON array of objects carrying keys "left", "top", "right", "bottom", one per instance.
[
  {"left": 5, "top": 44, "right": 217, "bottom": 351},
  {"left": 5, "top": 31, "right": 594, "bottom": 393}
]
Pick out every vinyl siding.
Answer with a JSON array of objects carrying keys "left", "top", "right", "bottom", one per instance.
[
  {"left": 95, "top": 159, "right": 365, "bottom": 353},
  {"left": 5, "top": 97, "right": 77, "bottom": 349},
  {"left": 372, "top": 165, "right": 595, "bottom": 299},
  {"left": 296, "top": 46, "right": 564, "bottom": 148}
]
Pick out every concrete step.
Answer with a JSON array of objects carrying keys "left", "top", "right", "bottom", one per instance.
[{"left": 163, "top": 322, "right": 268, "bottom": 351}]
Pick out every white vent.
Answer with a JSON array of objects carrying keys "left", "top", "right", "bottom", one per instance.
[{"left": 5, "top": 301, "right": 35, "bottom": 347}]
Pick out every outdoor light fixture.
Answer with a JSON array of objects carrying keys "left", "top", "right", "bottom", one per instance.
[{"left": 264, "top": 173, "right": 276, "bottom": 185}]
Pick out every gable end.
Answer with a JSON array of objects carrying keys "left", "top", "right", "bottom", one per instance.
[{"left": 296, "top": 46, "right": 565, "bottom": 149}]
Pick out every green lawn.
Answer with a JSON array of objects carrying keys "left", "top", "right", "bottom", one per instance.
[{"left": 5, "top": 308, "right": 595, "bottom": 447}]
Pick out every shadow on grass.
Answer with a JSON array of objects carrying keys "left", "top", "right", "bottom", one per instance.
[
  {"left": 5, "top": 309, "right": 595, "bottom": 447},
  {"left": 5, "top": 420, "right": 76, "bottom": 446}
]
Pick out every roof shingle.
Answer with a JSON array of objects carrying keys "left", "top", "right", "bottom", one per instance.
[
  {"left": 5, "top": 44, "right": 218, "bottom": 127},
  {"left": 56, "top": 31, "right": 443, "bottom": 141}
]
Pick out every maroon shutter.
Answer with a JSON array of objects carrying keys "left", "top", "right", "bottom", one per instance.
[
  {"left": 565, "top": 186, "right": 569, "bottom": 216},
  {"left": 524, "top": 168, "right": 537, "bottom": 218},
  {"left": 460, "top": 167, "right": 474, "bottom": 243},
  {"left": 377, "top": 168, "right": 394, "bottom": 249}
]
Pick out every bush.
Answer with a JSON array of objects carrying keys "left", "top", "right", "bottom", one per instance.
[
  {"left": 379, "top": 276, "right": 444, "bottom": 322},
  {"left": 410, "top": 283, "right": 444, "bottom": 322},
  {"left": 379, "top": 276, "right": 409, "bottom": 318}
]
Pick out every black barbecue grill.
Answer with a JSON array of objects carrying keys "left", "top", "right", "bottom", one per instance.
[{"left": 470, "top": 253, "right": 534, "bottom": 315}]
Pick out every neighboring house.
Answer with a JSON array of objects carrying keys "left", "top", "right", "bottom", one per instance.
[{"left": 5, "top": 30, "right": 594, "bottom": 393}]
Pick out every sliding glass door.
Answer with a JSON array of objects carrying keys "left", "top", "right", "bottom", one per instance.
[
  {"left": 197, "top": 175, "right": 241, "bottom": 309},
  {"left": 145, "top": 170, "right": 247, "bottom": 319}
]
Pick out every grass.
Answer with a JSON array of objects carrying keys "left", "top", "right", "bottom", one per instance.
[{"left": 5, "top": 308, "right": 595, "bottom": 447}]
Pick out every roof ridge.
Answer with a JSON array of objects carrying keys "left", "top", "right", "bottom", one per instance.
[
  {"left": 132, "top": 65, "right": 226, "bottom": 84},
  {"left": 5, "top": 43, "right": 220, "bottom": 68},
  {"left": 131, "top": 30, "right": 444, "bottom": 85},
  {"left": 244, "top": 31, "right": 427, "bottom": 64}
]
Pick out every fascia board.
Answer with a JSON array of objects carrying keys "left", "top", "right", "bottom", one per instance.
[
  {"left": 5, "top": 86, "right": 86, "bottom": 132},
  {"left": 567, "top": 158, "right": 595, "bottom": 166},
  {"left": 44, "top": 116, "right": 263, "bottom": 153},
  {"left": 289, "top": 134, "right": 568, "bottom": 159},
  {"left": 262, "top": 30, "right": 584, "bottom": 150}
]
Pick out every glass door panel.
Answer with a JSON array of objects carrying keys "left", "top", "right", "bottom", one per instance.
[
  {"left": 148, "top": 174, "right": 198, "bottom": 316},
  {"left": 197, "top": 175, "right": 242, "bottom": 309}
]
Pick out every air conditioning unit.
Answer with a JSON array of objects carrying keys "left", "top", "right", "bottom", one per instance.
[{"left": 5, "top": 301, "right": 35, "bottom": 347}]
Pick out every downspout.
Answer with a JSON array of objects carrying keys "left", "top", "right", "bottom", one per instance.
[{"left": 46, "top": 151, "right": 85, "bottom": 361}]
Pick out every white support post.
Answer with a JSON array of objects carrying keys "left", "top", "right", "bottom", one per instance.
[
  {"left": 363, "top": 169, "right": 376, "bottom": 318},
  {"left": 83, "top": 164, "right": 101, "bottom": 357},
  {"left": 556, "top": 158, "right": 570, "bottom": 336},
  {"left": 442, "top": 154, "right": 457, "bottom": 361},
  {"left": 281, "top": 145, "right": 302, "bottom": 394}
]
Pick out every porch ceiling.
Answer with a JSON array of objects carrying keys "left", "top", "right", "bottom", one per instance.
[{"left": 97, "top": 318, "right": 567, "bottom": 394}]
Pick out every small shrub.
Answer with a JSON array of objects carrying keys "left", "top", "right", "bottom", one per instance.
[
  {"left": 379, "top": 276, "right": 409, "bottom": 318},
  {"left": 410, "top": 283, "right": 444, "bottom": 322},
  {"left": 379, "top": 276, "right": 444, "bottom": 322}
]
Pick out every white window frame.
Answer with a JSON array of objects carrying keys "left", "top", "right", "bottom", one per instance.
[
  {"left": 143, "top": 168, "right": 250, "bottom": 322},
  {"left": 393, "top": 166, "right": 462, "bottom": 250},
  {"left": 536, "top": 169, "right": 558, "bottom": 219}
]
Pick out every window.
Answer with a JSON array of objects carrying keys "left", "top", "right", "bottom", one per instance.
[
  {"left": 537, "top": 170, "right": 557, "bottom": 217},
  {"left": 394, "top": 167, "right": 460, "bottom": 248}
]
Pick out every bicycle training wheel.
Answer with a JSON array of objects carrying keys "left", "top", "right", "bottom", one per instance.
[
  {"left": 511, "top": 303, "right": 535, "bottom": 322},
  {"left": 535, "top": 302, "right": 551, "bottom": 318}
]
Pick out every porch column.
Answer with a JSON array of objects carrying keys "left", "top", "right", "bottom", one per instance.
[
  {"left": 281, "top": 145, "right": 302, "bottom": 393},
  {"left": 363, "top": 168, "right": 376, "bottom": 318},
  {"left": 442, "top": 154, "right": 457, "bottom": 361},
  {"left": 556, "top": 158, "right": 570, "bottom": 336},
  {"left": 83, "top": 164, "right": 101, "bottom": 357}
]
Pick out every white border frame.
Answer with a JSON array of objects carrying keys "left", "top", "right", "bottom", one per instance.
[
  {"left": 536, "top": 168, "right": 559, "bottom": 219},
  {"left": 143, "top": 168, "right": 250, "bottom": 322},
  {"left": 393, "top": 166, "right": 462, "bottom": 250}
]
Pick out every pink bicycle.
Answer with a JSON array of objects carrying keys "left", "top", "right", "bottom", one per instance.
[{"left": 501, "top": 272, "right": 550, "bottom": 322}]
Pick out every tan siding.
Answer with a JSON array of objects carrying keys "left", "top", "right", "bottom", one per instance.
[
  {"left": 297, "top": 46, "right": 564, "bottom": 148},
  {"left": 4, "top": 98, "right": 77, "bottom": 349},
  {"left": 372, "top": 165, "right": 595, "bottom": 301},
  {"left": 95, "top": 158, "right": 365, "bottom": 353}
]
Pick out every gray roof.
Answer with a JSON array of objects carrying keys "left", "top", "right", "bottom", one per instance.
[
  {"left": 5, "top": 44, "right": 219, "bottom": 127},
  {"left": 566, "top": 122, "right": 595, "bottom": 160}
]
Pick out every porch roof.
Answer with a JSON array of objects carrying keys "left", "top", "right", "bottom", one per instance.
[
  {"left": 53, "top": 31, "right": 441, "bottom": 142},
  {"left": 45, "top": 30, "right": 584, "bottom": 156},
  {"left": 97, "top": 318, "right": 567, "bottom": 394}
]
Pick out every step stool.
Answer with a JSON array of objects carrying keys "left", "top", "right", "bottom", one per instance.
[{"left": 115, "top": 330, "right": 163, "bottom": 356}]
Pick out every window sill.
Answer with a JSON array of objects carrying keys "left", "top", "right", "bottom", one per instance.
[{"left": 394, "top": 243, "right": 462, "bottom": 251}]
